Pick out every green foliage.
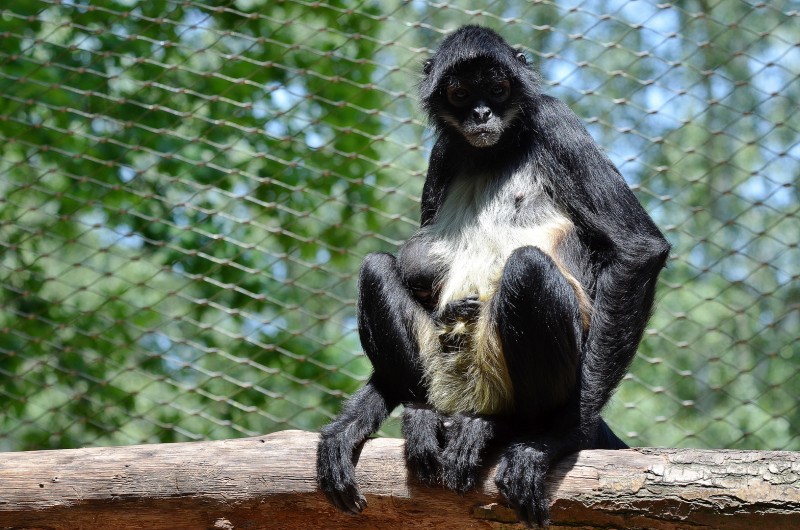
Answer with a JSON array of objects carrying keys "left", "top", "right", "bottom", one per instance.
[{"left": 0, "top": 0, "right": 404, "bottom": 448}]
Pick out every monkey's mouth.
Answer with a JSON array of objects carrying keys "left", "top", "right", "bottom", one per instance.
[{"left": 463, "top": 125, "right": 502, "bottom": 148}]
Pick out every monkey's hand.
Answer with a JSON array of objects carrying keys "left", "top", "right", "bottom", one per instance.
[
  {"left": 402, "top": 405, "right": 442, "bottom": 486},
  {"left": 495, "top": 436, "right": 575, "bottom": 528},
  {"left": 435, "top": 295, "right": 482, "bottom": 326},
  {"left": 440, "top": 413, "right": 495, "bottom": 494},
  {"left": 316, "top": 434, "right": 368, "bottom": 515}
]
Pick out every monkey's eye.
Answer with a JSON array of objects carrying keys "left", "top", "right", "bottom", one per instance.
[
  {"left": 447, "top": 86, "right": 471, "bottom": 106},
  {"left": 488, "top": 81, "right": 511, "bottom": 102}
]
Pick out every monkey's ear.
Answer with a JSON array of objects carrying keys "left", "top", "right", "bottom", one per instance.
[
  {"left": 515, "top": 51, "right": 527, "bottom": 65},
  {"left": 423, "top": 59, "right": 433, "bottom": 75}
]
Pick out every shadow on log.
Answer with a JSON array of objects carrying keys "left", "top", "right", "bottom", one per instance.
[{"left": 0, "top": 430, "right": 798, "bottom": 529}]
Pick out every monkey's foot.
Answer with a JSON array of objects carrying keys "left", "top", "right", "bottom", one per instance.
[
  {"left": 406, "top": 447, "right": 441, "bottom": 486},
  {"left": 495, "top": 442, "right": 551, "bottom": 528},
  {"left": 317, "top": 436, "right": 368, "bottom": 515},
  {"left": 319, "top": 479, "right": 367, "bottom": 515},
  {"left": 440, "top": 414, "right": 494, "bottom": 494},
  {"left": 402, "top": 405, "right": 443, "bottom": 486}
]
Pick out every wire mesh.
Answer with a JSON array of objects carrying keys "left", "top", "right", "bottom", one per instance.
[{"left": 0, "top": 0, "right": 797, "bottom": 452}]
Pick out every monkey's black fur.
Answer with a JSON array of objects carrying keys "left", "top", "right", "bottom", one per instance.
[{"left": 317, "top": 25, "right": 670, "bottom": 527}]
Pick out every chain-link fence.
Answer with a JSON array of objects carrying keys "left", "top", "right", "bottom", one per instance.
[{"left": 0, "top": 0, "right": 797, "bottom": 452}]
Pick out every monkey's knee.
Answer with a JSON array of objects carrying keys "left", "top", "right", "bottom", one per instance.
[
  {"left": 502, "top": 246, "right": 569, "bottom": 296},
  {"left": 500, "top": 246, "right": 581, "bottom": 323},
  {"left": 500, "top": 244, "right": 581, "bottom": 338},
  {"left": 357, "top": 251, "right": 409, "bottom": 311},
  {"left": 359, "top": 252, "right": 398, "bottom": 286}
]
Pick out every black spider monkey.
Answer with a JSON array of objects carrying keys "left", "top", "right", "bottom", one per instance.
[{"left": 317, "top": 25, "right": 670, "bottom": 527}]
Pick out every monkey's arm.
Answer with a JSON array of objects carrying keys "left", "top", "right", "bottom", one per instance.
[
  {"left": 317, "top": 253, "right": 429, "bottom": 513},
  {"left": 317, "top": 380, "right": 393, "bottom": 513},
  {"left": 537, "top": 95, "right": 671, "bottom": 443},
  {"left": 420, "top": 136, "right": 454, "bottom": 227}
]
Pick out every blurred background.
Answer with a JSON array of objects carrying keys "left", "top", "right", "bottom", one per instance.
[{"left": 0, "top": 0, "right": 797, "bottom": 452}]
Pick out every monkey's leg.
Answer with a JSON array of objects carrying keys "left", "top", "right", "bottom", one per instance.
[
  {"left": 318, "top": 252, "right": 437, "bottom": 512},
  {"left": 359, "top": 252, "right": 446, "bottom": 485},
  {"left": 317, "top": 380, "right": 391, "bottom": 514},
  {"left": 492, "top": 245, "right": 583, "bottom": 527},
  {"left": 357, "top": 252, "right": 429, "bottom": 401}
]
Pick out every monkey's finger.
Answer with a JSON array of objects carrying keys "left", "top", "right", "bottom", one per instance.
[
  {"left": 353, "top": 491, "right": 368, "bottom": 513},
  {"left": 442, "top": 415, "right": 464, "bottom": 439},
  {"left": 438, "top": 298, "right": 482, "bottom": 324},
  {"left": 529, "top": 477, "right": 550, "bottom": 528},
  {"left": 329, "top": 486, "right": 366, "bottom": 515},
  {"left": 516, "top": 505, "right": 532, "bottom": 528},
  {"left": 512, "top": 494, "right": 541, "bottom": 528},
  {"left": 325, "top": 490, "right": 349, "bottom": 514},
  {"left": 456, "top": 297, "right": 482, "bottom": 314},
  {"left": 328, "top": 491, "right": 351, "bottom": 514},
  {"left": 533, "top": 499, "right": 549, "bottom": 528},
  {"left": 343, "top": 488, "right": 367, "bottom": 515}
]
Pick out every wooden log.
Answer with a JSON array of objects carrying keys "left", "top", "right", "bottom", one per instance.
[{"left": 0, "top": 430, "right": 797, "bottom": 529}]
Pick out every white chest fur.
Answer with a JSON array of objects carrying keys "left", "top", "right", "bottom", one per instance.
[
  {"left": 421, "top": 165, "right": 573, "bottom": 309},
  {"left": 412, "top": 166, "right": 578, "bottom": 415}
]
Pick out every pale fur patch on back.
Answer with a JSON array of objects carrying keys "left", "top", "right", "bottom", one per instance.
[{"left": 415, "top": 165, "right": 590, "bottom": 415}]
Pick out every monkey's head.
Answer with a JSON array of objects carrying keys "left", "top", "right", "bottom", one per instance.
[{"left": 420, "top": 25, "right": 539, "bottom": 148}]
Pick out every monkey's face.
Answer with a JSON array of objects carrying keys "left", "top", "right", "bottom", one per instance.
[{"left": 436, "top": 67, "right": 517, "bottom": 148}]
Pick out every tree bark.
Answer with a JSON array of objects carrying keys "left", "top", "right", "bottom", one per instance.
[{"left": 0, "top": 430, "right": 797, "bottom": 529}]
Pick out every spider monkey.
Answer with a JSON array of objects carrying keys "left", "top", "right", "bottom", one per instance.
[{"left": 317, "top": 25, "right": 669, "bottom": 527}]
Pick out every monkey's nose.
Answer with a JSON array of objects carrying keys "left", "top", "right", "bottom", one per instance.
[{"left": 473, "top": 107, "right": 492, "bottom": 122}]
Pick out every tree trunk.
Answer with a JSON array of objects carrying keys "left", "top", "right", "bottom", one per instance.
[{"left": 0, "top": 430, "right": 797, "bottom": 529}]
